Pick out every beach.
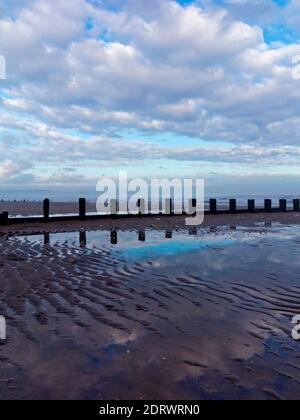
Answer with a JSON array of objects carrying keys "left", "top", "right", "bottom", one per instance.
[
  {"left": 0, "top": 211, "right": 300, "bottom": 400},
  {"left": 3, "top": 0, "right": 300, "bottom": 403}
]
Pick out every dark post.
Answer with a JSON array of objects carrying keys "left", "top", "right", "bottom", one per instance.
[
  {"left": 265, "top": 199, "right": 272, "bottom": 213},
  {"left": 210, "top": 199, "right": 217, "bottom": 214},
  {"left": 279, "top": 199, "right": 287, "bottom": 212},
  {"left": 248, "top": 199, "right": 255, "bottom": 213},
  {"left": 0, "top": 212, "right": 8, "bottom": 226},
  {"left": 43, "top": 199, "right": 50, "bottom": 221},
  {"left": 229, "top": 199, "right": 237, "bottom": 213},
  {"left": 110, "top": 199, "right": 118, "bottom": 216},
  {"left": 165, "top": 230, "right": 173, "bottom": 239},
  {"left": 138, "top": 230, "right": 145, "bottom": 242},
  {"left": 165, "top": 199, "right": 173, "bottom": 215},
  {"left": 79, "top": 231, "right": 87, "bottom": 247},
  {"left": 111, "top": 230, "right": 118, "bottom": 245},
  {"left": 189, "top": 227, "right": 197, "bottom": 235},
  {"left": 79, "top": 198, "right": 86, "bottom": 220},
  {"left": 293, "top": 199, "right": 300, "bottom": 211},
  {"left": 137, "top": 199, "right": 145, "bottom": 215},
  {"left": 188, "top": 199, "right": 197, "bottom": 215},
  {"left": 170, "top": 199, "right": 174, "bottom": 215},
  {"left": 44, "top": 232, "right": 50, "bottom": 245}
]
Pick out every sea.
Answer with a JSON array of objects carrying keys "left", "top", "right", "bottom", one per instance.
[{"left": 0, "top": 188, "right": 299, "bottom": 210}]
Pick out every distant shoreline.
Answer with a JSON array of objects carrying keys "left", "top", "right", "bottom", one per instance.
[{"left": 0, "top": 198, "right": 298, "bottom": 218}]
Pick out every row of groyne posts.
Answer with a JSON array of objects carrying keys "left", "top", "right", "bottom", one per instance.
[{"left": 0, "top": 197, "right": 299, "bottom": 226}]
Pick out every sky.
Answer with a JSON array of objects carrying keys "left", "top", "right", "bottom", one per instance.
[{"left": 1, "top": 0, "right": 300, "bottom": 195}]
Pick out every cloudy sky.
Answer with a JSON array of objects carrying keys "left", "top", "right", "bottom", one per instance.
[{"left": 1, "top": 0, "right": 300, "bottom": 194}]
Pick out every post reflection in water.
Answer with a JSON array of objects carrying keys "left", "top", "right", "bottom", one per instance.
[
  {"left": 189, "top": 227, "right": 197, "bottom": 236},
  {"left": 138, "top": 230, "right": 146, "bottom": 242},
  {"left": 44, "top": 232, "right": 50, "bottom": 245},
  {"left": 111, "top": 230, "right": 118, "bottom": 245},
  {"left": 79, "top": 231, "right": 87, "bottom": 247},
  {"left": 165, "top": 230, "right": 173, "bottom": 239}
]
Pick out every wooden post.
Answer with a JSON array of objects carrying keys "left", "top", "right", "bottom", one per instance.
[
  {"left": 111, "top": 230, "right": 118, "bottom": 245},
  {"left": 165, "top": 199, "right": 173, "bottom": 215},
  {"left": 279, "top": 199, "right": 287, "bottom": 212},
  {"left": 137, "top": 199, "right": 146, "bottom": 215},
  {"left": 293, "top": 199, "right": 300, "bottom": 211},
  {"left": 79, "top": 198, "right": 86, "bottom": 220},
  {"left": 229, "top": 199, "right": 237, "bottom": 213},
  {"left": 43, "top": 199, "right": 50, "bottom": 222},
  {"left": 265, "top": 199, "right": 272, "bottom": 213},
  {"left": 188, "top": 199, "right": 197, "bottom": 215},
  {"left": 138, "top": 231, "right": 145, "bottom": 242},
  {"left": 248, "top": 199, "right": 255, "bottom": 213},
  {"left": 110, "top": 199, "right": 118, "bottom": 216},
  {"left": 210, "top": 199, "right": 217, "bottom": 214}
]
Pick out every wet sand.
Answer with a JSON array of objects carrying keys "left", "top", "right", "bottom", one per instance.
[{"left": 1, "top": 215, "right": 300, "bottom": 400}]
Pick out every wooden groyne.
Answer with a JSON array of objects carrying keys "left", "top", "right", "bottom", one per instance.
[{"left": 0, "top": 198, "right": 299, "bottom": 226}]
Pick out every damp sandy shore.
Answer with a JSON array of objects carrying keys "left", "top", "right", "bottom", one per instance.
[
  {"left": 1, "top": 210, "right": 300, "bottom": 236},
  {"left": 1, "top": 213, "right": 300, "bottom": 400}
]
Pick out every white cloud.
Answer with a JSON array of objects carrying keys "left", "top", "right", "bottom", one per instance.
[
  {"left": 1, "top": 0, "right": 300, "bottom": 186},
  {"left": 0, "top": 159, "right": 30, "bottom": 180}
]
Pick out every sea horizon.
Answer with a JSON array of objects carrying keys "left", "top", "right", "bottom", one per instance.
[{"left": 1, "top": 188, "right": 299, "bottom": 205}]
